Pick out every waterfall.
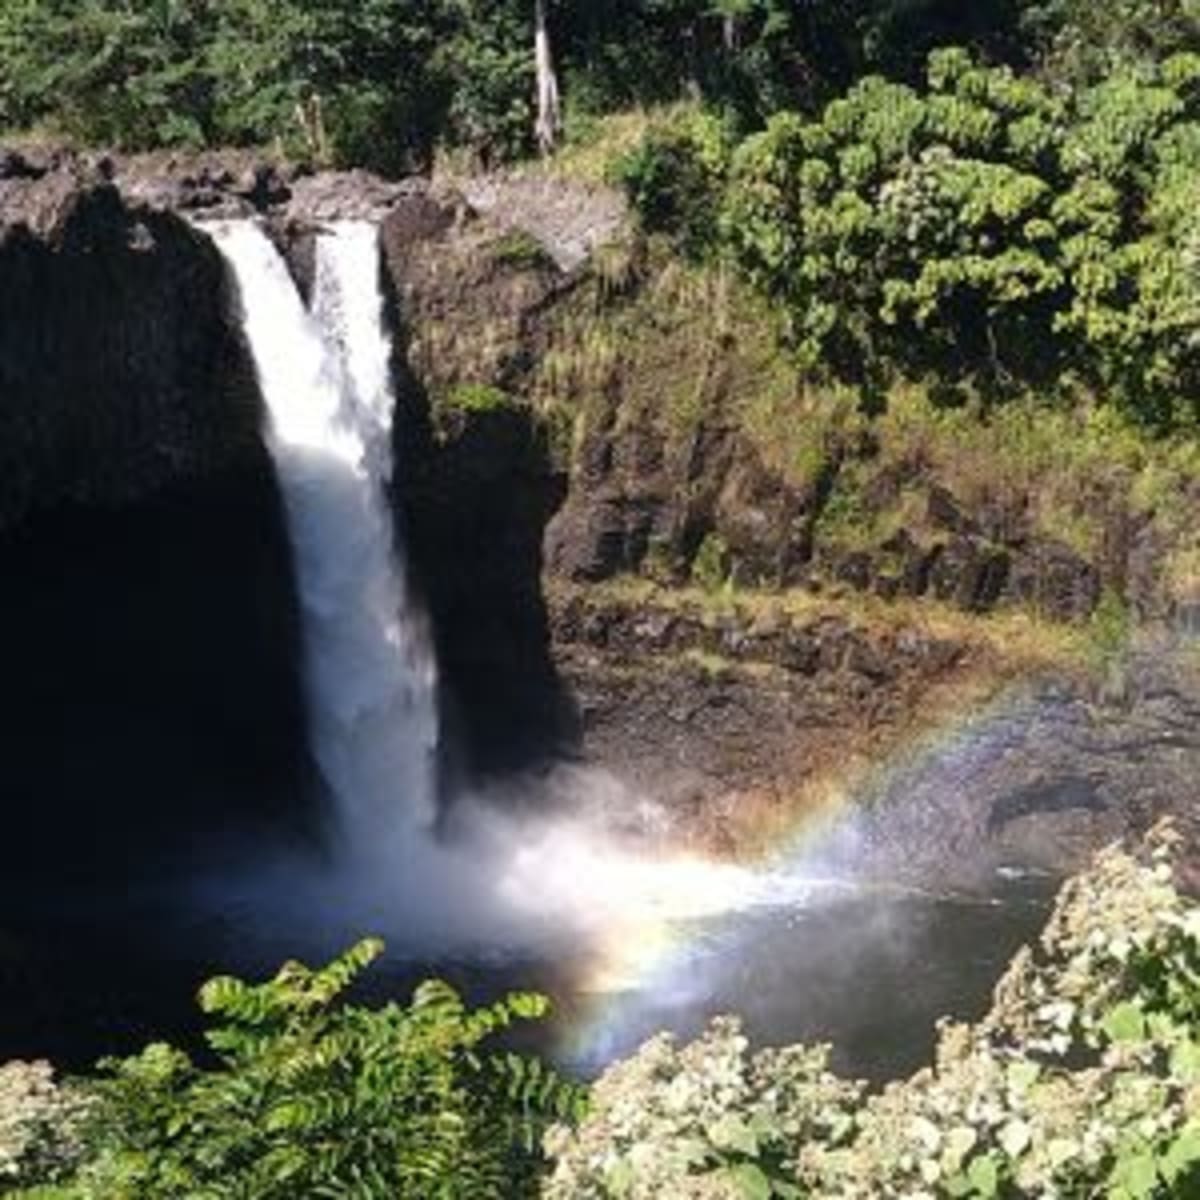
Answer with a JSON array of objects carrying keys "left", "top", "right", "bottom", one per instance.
[{"left": 211, "top": 220, "right": 437, "bottom": 855}]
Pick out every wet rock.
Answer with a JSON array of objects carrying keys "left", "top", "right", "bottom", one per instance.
[
  {"left": 847, "top": 640, "right": 895, "bottom": 684},
  {"left": 0, "top": 177, "right": 259, "bottom": 526},
  {"left": 547, "top": 491, "right": 665, "bottom": 582},
  {"left": 287, "top": 168, "right": 422, "bottom": 222},
  {"left": 547, "top": 586, "right": 993, "bottom": 828},
  {"left": 632, "top": 610, "right": 678, "bottom": 650},
  {"left": 928, "top": 538, "right": 1011, "bottom": 611},
  {"left": 846, "top": 642, "right": 1200, "bottom": 883},
  {"left": 987, "top": 775, "right": 1106, "bottom": 833},
  {"left": 781, "top": 630, "right": 821, "bottom": 674},
  {"left": 0, "top": 173, "right": 316, "bottom": 877},
  {"left": 0, "top": 145, "right": 57, "bottom": 180},
  {"left": 376, "top": 195, "right": 579, "bottom": 774},
  {"left": 459, "top": 172, "right": 628, "bottom": 273},
  {"left": 836, "top": 551, "right": 874, "bottom": 591}
]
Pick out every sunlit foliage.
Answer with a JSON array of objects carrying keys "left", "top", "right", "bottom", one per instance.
[
  {"left": 11, "top": 939, "right": 582, "bottom": 1199},
  {"left": 621, "top": 50, "right": 1200, "bottom": 422}
]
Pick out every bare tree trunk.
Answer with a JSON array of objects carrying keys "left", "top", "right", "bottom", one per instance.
[
  {"left": 295, "top": 93, "right": 329, "bottom": 164},
  {"left": 723, "top": 14, "right": 737, "bottom": 52},
  {"left": 534, "top": 0, "right": 561, "bottom": 156}
]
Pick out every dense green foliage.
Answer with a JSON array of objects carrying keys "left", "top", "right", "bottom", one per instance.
[
  {"left": 1023, "top": 0, "right": 1200, "bottom": 84},
  {"left": 1, "top": 0, "right": 1174, "bottom": 167},
  {"left": 8, "top": 939, "right": 581, "bottom": 1199},
  {"left": 619, "top": 49, "right": 1200, "bottom": 424},
  {"left": 0, "top": 0, "right": 450, "bottom": 170},
  {"left": 729, "top": 50, "right": 1200, "bottom": 419},
  {"left": 545, "top": 824, "right": 1200, "bottom": 1198}
]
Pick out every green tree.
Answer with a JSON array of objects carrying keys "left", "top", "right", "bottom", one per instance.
[
  {"left": 205, "top": 0, "right": 449, "bottom": 172},
  {"left": 42, "top": 939, "right": 582, "bottom": 1199},
  {"left": 0, "top": 0, "right": 215, "bottom": 148},
  {"left": 0, "top": 0, "right": 450, "bottom": 172},
  {"left": 1023, "top": 0, "right": 1200, "bottom": 83},
  {"left": 439, "top": 0, "right": 536, "bottom": 163},
  {"left": 717, "top": 48, "right": 1200, "bottom": 420}
]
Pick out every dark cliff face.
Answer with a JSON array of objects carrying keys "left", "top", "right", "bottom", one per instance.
[
  {"left": 0, "top": 167, "right": 314, "bottom": 879},
  {"left": 377, "top": 196, "right": 578, "bottom": 781},
  {"left": 0, "top": 178, "right": 259, "bottom": 526},
  {"left": 0, "top": 149, "right": 1192, "bottom": 883}
]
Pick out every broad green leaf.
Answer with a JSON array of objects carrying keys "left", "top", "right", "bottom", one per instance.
[
  {"left": 723, "top": 1162, "right": 773, "bottom": 1200},
  {"left": 967, "top": 1154, "right": 1000, "bottom": 1198},
  {"left": 1110, "top": 1152, "right": 1159, "bottom": 1199},
  {"left": 1162, "top": 1125, "right": 1200, "bottom": 1182},
  {"left": 1103, "top": 1002, "right": 1146, "bottom": 1044}
]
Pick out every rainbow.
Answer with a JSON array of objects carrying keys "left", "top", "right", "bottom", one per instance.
[{"left": 504, "top": 679, "right": 1043, "bottom": 1071}]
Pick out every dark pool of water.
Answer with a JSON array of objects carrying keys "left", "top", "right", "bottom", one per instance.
[
  {"left": 558, "top": 878, "right": 1054, "bottom": 1080},
  {"left": 0, "top": 854, "right": 1053, "bottom": 1085}
]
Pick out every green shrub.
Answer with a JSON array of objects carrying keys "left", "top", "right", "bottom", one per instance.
[
  {"left": 616, "top": 110, "right": 735, "bottom": 258},
  {"left": 491, "top": 231, "right": 554, "bottom": 272},
  {"left": 718, "top": 49, "right": 1200, "bottom": 423},
  {"left": 691, "top": 532, "right": 731, "bottom": 594},
  {"left": 446, "top": 382, "right": 517, "bottom": 414},
  {"left": 1022, "top": 0, "right": 1200, "bottom": 85},
  {"left": 0, "top": 0, "right": 448, "bottom": 171},
  {"left": 35, "top": 939, "right": 582, "bottom": 1199}
]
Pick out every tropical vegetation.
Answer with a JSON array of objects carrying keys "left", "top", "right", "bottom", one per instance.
[
  {"left": 5, "top": 2, "right": 1200, "bottom": 426},
  {"left": 1, "top": 939, "right": 582, "bottom": 1198},
  {"left": 2, "top": 1, "right": 1196, "bottom": 167},
  {"left": 622, "top": 49, "right": 1200, "bottom": 423}
]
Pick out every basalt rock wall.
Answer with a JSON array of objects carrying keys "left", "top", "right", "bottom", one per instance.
[
  {"left": 2, "top": 147, "right": 1193, "bottom": 876},
  {"left": 360, "top": 172, "right": 1198, "bottom": 860},
  {"left": 0, "top": 153, "right": 314, "bottom": 878},
  {"left": 377, "top": 193, "right": 579, "bottom": 779}
]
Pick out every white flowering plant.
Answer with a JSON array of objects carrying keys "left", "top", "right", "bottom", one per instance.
[{"left": 545, "top": 823, "right": 1200, "bottom": 1199}]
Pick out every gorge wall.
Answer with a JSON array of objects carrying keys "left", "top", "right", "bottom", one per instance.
[
  {"left": 2, "top": 146, "right": 1196, "bottom": 881},
  {"left": 0, "top": 153, "right": 313, "bottom": 878},
  {"left": 363, "top": 166, "right": 1200, "bottom": 862}
]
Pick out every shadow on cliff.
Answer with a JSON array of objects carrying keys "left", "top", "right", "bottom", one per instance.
[
  {"left": 0, "top": 189, "right": 319, "bottom": 883},
  {"left": 383, "top": 284, "right": 579, "bottom": 792}
]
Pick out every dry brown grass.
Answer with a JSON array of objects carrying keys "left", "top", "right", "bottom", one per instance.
[{"left": 564, "top": 575, "right": 1088, "bottom": 673}]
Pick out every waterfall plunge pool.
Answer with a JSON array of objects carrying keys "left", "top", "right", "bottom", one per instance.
[
  {"left": 0, "top": 802, "right": 1054, "bottom": 1083},
  {"left": 0, "top": 218, "right": 1055, "bottom": 1086}
]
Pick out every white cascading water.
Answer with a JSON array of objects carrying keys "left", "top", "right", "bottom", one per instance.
[
  {"left": 200, "top": 217, "right": 857, "bottom": 1074},
  {"left": 211, "top": 221, "right": 437, "bottom": 857}
]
